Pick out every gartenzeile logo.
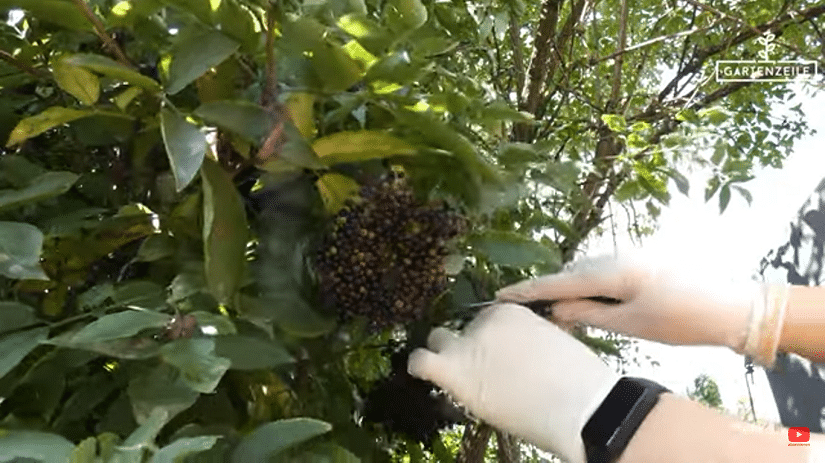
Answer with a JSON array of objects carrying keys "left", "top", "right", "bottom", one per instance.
[{"left": 715, "top": 32, "right": 817, "bottom": 82}]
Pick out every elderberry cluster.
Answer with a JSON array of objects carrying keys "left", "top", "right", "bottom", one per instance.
[{"left": 315, "top": 175, "right": 466, "bottom": 329}]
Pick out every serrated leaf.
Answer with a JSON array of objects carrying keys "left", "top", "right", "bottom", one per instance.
[
  {"left": 0, "top": 430, "right": 74, "bottom": 462},
  {"left": 53, "top": 58, "right": 100, "bottom": 106},
  {"left": 231, "top": 418, "right": 332, "bottom": 463},
  {"left": 471, "top": 231, "right": 562, "bottom": 269},
  {"left": 63, "top": 54, "right": 162, "bottom": 91},
  {"left": 166, "top": 30, "right": 240, "bottom": 95},
  {"left": 160, "top": 337, "right": 231, "bottom": 393},
  {"left": 0, "top": 327, "right": 48, "bottom": 379},
  {"left": 6, "top": 107, "right": 95, "bottom": 146},
  {"left": 214, "top": 335, "right": 294, "bottom": 370},
  {"left": 719, "top": 183, "right": 731, "bottom": 213},
  {"left": 316, "top": 173, "right": 360, "bottom": 213},
  {"left": 313, "top": 130, "right": 416, "bottom": 165},
  {"left": 69, "top": 310, "right": 170, "bottom": 344},
  {"left": 151, "top": 436, "right": 221, "bottom": 463},
  {"left": 0, "top": 221, "right": 49, "bottom": 280},
  {"left": 194, "top": 100, "right": 273, "bottom": 143},
  {"left": 201, "top": 157, "right": 248, "bottom": 305},
  {"left": 0, "top": 171, "right": 78, "bottom": 212},
  {"left": 160, "top": 108, "right": 207, "bottom": 191}
]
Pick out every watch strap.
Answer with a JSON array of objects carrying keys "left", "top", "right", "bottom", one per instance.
[{"left": 581, "top": 376, "right": 670, "bottom": 463}]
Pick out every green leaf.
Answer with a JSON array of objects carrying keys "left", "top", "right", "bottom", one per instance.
[
  {"left": 389, "top": 0, "right": 428, "bottom": 30},
  {"left": 704, "top": 176, "right": 721, "bottom": 202},
  {"left": 231, "top": 418, "right": 332, "bottom": 463},
  {"left": 0, "top": 430, "right": 74, "bottom": 462},
  {"left": 471, "top": 231, "right": 562, "bottom": 269},
  {"left": 6, "top": 107, "right": 95, "bottom": 146},
  {"left": 666, "top": 169, "right": 690, "bottom": 195},
  {"left": 160, "top": 337, "right": 231, "bottom": 393},
  {"left": 285, "top": 92, "right": 317, "bottom": 140},
  {"left": 151, "top": 436, "right": 221, "bottom": 463},
  {"left": 394, "top": 109, "right": 501, "bottom": 185},
  {"left": 194, "top": 100, "right": 273, "bottom": 143},
  {"left": 732, "top": 185, "right": 753, "bottom": 205},
  {"left": 311, "top": 41, "right": 365, "bottom": 93},
  {"left": 0, "top": 301, "right": 38, "bottom": 335},
  {"left": 0, "top": 221, "right": 49, "bottom": 280},
  {"left": 63, "top": 54, "right": 162, "bottom": 91},
  {"left": 299, "top": 442, "right": 361, "bottom": 463},
  {"left": 135, "top": 233, "right": 176, "bottom": 262},
  {"left": 0, "top": 0, "right": 91, "bottom": 30},
  {"left": 0, "top": 327, "right": 48, "bottom": 379},
  {"left": 201, "top": 157, "right": 249, "bottom": 305},
  {"left": 113, "top": 407, "right": 170, "bottom": 463},
  {"left": 0, "top": 171, "right": 78, "bottom": 212},
  {"left": 70, "top": 437, "right": 97, "bottom": 463},
  {"left": 53, "top": 57, "right": 100, "bottom": 106},
  {"left": 127, "top": 363, "right": 200, "bottom": 425},
  {"left": 711, "top": 144, "right": 726, "bottom": 165},
  {"left": 532, "top": 161, "right": 579, "bottom": 193},
  {"left": 166, "top": 30, "right": 240, "bottom": 95},
  {"left": 600, "top": 114, "right": 626, "bottom": 132},
  {"left": 316, "top": 173, "right": 360, "bottom": 214},
  {"left": 69, "top": 310, "right": 170, "bottom": 344},
  {"left": 479, "top": 101, "right": 533, "bottom": 122},
  {"left": 258, "top": 294, "right": 336, "bottom": 338},
  {"left": 214, "top": 335, "right": 294, "bottom": 370},
  {"left": 160, "top": 108, "right": 207, "bottom": 192},
  {"left": 47, "top": 330, "right": 163, "bottom": 359},
  {"left": 719, "top": 183, "right": 731, "bottom": 213},
  {"left": 313, "top": 130, "right": 416, "bottom": 165}
]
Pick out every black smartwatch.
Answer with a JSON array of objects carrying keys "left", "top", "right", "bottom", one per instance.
[{"left": 580, "top": 377, "right": 670, "bottom": 463}]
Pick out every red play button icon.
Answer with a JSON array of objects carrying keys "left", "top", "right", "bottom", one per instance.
[{"left": 789, "top": 427, "right": 810, "bottom": 442}]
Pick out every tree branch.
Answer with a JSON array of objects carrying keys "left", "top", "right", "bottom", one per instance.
[
  {"left": 508, "top": 10, "right": 526, "bottom": 106},
  {"left": 70, "top": 0, "right": 132, "bottom": 67},
  {"left": 0, "top": 50, "right": 47, "bottom": 78},
  {"left": 607, "top": 0, "right": 629, "bottom": 111},
  {"left": 456, "top": 422, "right": 494, "bottom": 463},
  {"left": 523, "top": 0, "right": 561, "bottom": 115}
]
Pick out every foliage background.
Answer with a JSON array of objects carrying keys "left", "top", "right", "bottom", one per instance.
[{"left": 0, "top": 0, "right": 822, "bottom": 461}]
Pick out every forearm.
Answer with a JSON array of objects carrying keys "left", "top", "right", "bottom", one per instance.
[
  {"left": 778, "top": 285, "right": 825, "bottom": 363},
  {"left": 617, "top": 393, "right": 813, "bottom": 463}
]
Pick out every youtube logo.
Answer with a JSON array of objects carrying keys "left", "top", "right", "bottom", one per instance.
[{"left": 789, "top": 427, "right": 810, "bottom": 443}]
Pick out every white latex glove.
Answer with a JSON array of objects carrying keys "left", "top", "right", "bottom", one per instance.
[
  {"left": 407, "top": 303, "right": 619, "bottom": 463},
  {"left": 495, "top": 254, "right": 784, "bottom": 364}
]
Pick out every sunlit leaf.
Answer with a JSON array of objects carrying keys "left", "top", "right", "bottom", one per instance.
[
  {"left": 166, "top": 29, "right": 239, "bottom": 95},
  {"left": 313, "top": 130, "right": 416, "bottom": 165},
  {"left": 160, "top": 108, "right": 207, "bottom": 191},
  {"left": 231, "top": 418, "right": 332, "bottom": 463},
  {"left": 201, "top": 157, "right": 248, "bottom": 305},
  {"left": 53, "top": 57, "right": 100, "bottom": 106},
  {"left": 63, "top": 54, "right": 162, "bottom": 91},
  {"left": 316, "top": 172, "right": 360, "bottom": 213},
  {"left": 389, "top": 0, "right": 428, "bottom": 30},
  {"left": 6, "top": 107, "right": 95, "bottom": 146},
  {"left": 285, "top": 92, "right": 317, "bottom": 140}
]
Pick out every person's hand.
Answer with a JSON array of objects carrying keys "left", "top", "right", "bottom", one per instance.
[
  {"left": 407, "top": 303, "right": 619, "bottom": 463},
  {"left": 495, "top": 254, "right": 757, "bottom": 351}
]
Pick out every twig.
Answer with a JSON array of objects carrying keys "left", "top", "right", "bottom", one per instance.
[
  {"left": 262, "top": 3, "right": 279, "bottom": 109},
  {"left": 70, "top": 0, "right": 132, "bottom": 67},
  {"left": 608, "top": 0, "right": 629, "bottom": 111},
  {"left": 590, "top": 24, "right": 716, "bottom": 65},
  {"left": 0, "top": 50, "right": 47, "bottom": 78}
]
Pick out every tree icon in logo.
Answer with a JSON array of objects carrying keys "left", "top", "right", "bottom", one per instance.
[{"left": 756, "top": 32, "right": 777, "bottom": 61}]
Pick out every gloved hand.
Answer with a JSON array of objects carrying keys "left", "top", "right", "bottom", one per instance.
[
  {"left": 407, "top": 303, "right": 619, "bottom": 463},
  {"left": 495, "top": 254, "right": 773, "bottom": 357}
]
